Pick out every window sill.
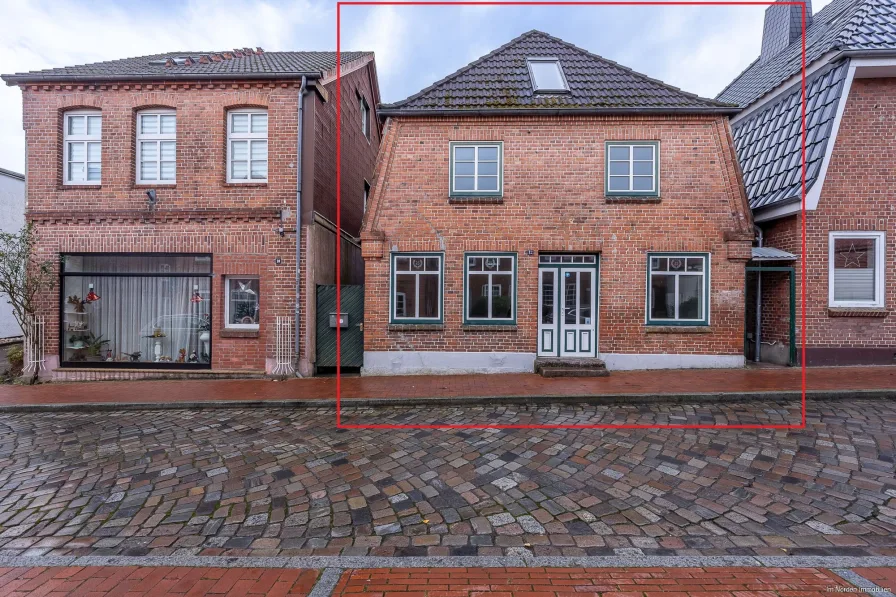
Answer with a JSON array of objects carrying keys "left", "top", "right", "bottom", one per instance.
[
  {"left": 827, "top": 308, "right": 889, "bottom": 318},
  {"left": 462, "top": 324, "right": 518, "bottom": 332},
  {"left": 134, "top": 183, "right": 176, "bottom": 189},
  {"left": 388, "top": 323, "right": 444, "bottom": 332},
  {"left": 59, "top": 184, "right": 102, "bottom": 191},
  {"left": 220, "top": 328, "right": 260, "bottom": 338},
  {"left": 605, "top": 195, "right": 661, "bottom": 204},
  {"left": 224, "top": 182, "right": 268, "bottom": 188},
  {"left": 645, "top": 325, "right": 711, "bottom": 334},
  {"left": 448, "top": 196, "right": 504, "bottom": 205}
]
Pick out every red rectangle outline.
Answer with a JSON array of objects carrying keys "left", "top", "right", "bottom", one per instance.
[{"left": 335, "top": 0, "right": 808, "bottom": 430}]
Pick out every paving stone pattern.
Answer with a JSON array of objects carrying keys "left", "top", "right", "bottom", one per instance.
[
  {"left": 332, "top": 567, "right": 856, "bottom": 596},
  {"left": 0, "top": 400, "right": 894, "bottom": 558}
]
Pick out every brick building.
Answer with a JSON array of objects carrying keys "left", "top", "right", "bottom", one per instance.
[
  {"left": 361, "top": 31, "right": 753, "bottom": 375},
  {"left": 2, "top": 48, "right": 381, "bottom": 379},
  {"left": 720, "top": 0, "right": 896, "bottom": 365}
]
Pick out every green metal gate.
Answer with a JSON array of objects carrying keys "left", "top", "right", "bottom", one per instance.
[{"left": 316, "top": 285, "right": 364, "bottom": 368}]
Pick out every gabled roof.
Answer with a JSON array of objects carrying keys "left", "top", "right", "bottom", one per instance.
[
  {"left": 717, "top": 0, "right": 896, "bottom": 107},
  {"left": 380, "top": 30, "right": 738, "bottom": 116},
  {"left": 732, "top": 60, "right": 849, "bottom": 210},
  {"left": 1, "top": 50, "right": 372, "bottom": 85}
]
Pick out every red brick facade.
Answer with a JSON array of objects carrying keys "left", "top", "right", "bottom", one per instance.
[
  {"left": 15, "top": 58, "right": 380, "bottom": 378},
  {"left": 362, "top": 115, "right": 753, "bottom": 373},
  {"left": 758, "top": 77, "right": 896, "bottom": 365}
]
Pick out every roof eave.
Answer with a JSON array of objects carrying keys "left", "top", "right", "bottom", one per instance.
[
  {"left": 378, "top": 106, "right": 741, "bottom": 118},
  {"left": 1, "top": 71, "right": 324, "bottom": 86}
]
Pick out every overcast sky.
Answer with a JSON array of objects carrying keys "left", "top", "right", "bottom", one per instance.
[{"left": 0, "top": 0, "right": 832, "bottom": 172}]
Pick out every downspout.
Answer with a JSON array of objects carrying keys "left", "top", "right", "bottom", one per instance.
[
  {"left": 295, "top": 75, "right": 307, "bottom": 376},
  {"left": 754, "top": 224, "right": 763, "bottom": 363}
]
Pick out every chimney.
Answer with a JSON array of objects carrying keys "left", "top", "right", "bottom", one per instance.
[{"left": 760, "top": 0, "right": 812, "bottom": 64}]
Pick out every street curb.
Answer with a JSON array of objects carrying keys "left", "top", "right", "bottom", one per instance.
[
  {"left": 0, "top": 388, "right": 895, "bottom": 413},
  {"left": 1, "top": 554, "right": 895, "bottom": 569}
]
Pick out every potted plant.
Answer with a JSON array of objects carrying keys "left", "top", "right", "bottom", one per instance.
[{"left": 84, "top": 332, "right": 110, "bottom": 362}]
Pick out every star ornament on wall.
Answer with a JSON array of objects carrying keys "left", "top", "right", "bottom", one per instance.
[{"left": 839, "top": 243, "right": 867, "bottom": 269}]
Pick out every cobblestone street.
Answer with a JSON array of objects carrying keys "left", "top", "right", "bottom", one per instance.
[{"left": 0, "top": 400, "right": 894, "bottom": 559}]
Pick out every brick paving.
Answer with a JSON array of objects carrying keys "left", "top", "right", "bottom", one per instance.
[
  {"left": 0, "top": 566, "right": 318, "bottom": 596},
  {"left": 0, "top": 400, "right": 893, "bottom": 559},
  {"left": 332, "top": 567, "right": 855, "bottom": 596},
  {"left": 854, "top": 567, "right": 896, "bottom": 589},
  {"left": 2, "top": 366, "right": 896, "bottom": 408}
]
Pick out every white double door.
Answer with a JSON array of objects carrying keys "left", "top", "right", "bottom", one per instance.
[{"left": 537, "top": 265, "right": 598, "bottom": 357}]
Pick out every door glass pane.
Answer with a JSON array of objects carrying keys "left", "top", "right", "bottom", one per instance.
[
  {"left": 467, "top": 274, "right": 489, "bottom": 318},
  {"left": 678, "top": 275, "right": 702, "bottom": 320},
  {"left": 419, "top": 274, "right": 439, "bottom": 318},
  {"left": 579, "top": 271, "right": 592, "bottom": 324},
  {"left": 564, "top": 271, "right": 576, "bottom": 324},
  {"left": 651, "top": 274, "right": 675, "bottom": 319},
  {"left": 395, "top": 275, "right": 416, "bottom": 318},
  {"left": 491, "top": 274, "right": 512, "bottom": 318},
  {"left": 541, "top": 271, "right": 554, "bottom": 324}
]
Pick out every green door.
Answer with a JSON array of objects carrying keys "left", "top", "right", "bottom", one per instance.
[{"left": 315, "top": 285, "right": 364, "bottom": 368}]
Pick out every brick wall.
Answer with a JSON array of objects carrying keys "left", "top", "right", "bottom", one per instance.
[
  {"left": 362, "top": 115, "right": 753, "bottom": 362},
  {"left": 759, "top": 77, "right": 896, "bottom": 364}
]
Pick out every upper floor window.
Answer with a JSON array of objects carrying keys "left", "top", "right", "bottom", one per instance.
[
  {"left": 527, "top": 58, "right": 569, "bottom": 93},
  {"left": 227, "top": 109, "right": 268, "bottom": 183},
  {"left": 606, "top": 142, "right": 659, "bottom": 197},
  {"left": 829, "top": 231, "right": 885, "bottom": 308},
  {"left": 449, "top": 141, "right": 503, "bottom": 197},
  {"left": 64, "top": 111, "right": 101, "bottom": 185},
  {"left": 360, "top": 95, "right": 370, "bottom": 139},
  {"left": 137, "top": 110, "right": 176, "bottom": 184}
]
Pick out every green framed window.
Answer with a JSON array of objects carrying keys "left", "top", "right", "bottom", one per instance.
[
  {"left": 464, "top": 253, "right": 516, "bottom": 324},
  {"left": 606, "top": 141, "right": 659, "bottom": 196},
  {"left": 646, "top": 253, "right": 709, "bottom": 326},
  {"left": 390, "top": 253, "right": 443, "bottom": 323},
  {"left": 449, "top": 141, "right": 503, "bottom": 197}
]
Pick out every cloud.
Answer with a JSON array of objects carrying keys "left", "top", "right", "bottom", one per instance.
[{"left": 342, "top": 6, "right": 409, "bottom": 94}]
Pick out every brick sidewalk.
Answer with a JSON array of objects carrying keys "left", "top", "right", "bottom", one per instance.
[
  {"left": 3, "top": 566, "right": 887, "bottom": 596},
  {"left": 2, "top": 366, "right": 896, "bottom": 408}
]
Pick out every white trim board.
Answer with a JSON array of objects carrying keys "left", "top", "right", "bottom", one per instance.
[{"left": 362, "top": 351, "right": 744, "bottom": 375}]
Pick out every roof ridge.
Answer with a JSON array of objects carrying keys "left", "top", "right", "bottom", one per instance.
[
  {"left": 385, "top": 29, "right": 730, "bottom": 110},
  {"left": 529, "top": 30, "right": 731, "bottom": 107},
  {"left": 382, "top": 30, "right": 543, "bottom": 108}
]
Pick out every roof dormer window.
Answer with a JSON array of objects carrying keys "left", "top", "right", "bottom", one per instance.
[{"left": 527, "top": 58, "right": 569, "bottom": 93}]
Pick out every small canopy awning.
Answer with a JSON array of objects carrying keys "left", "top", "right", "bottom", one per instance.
[{"left": 751, "top": 247, "right": 796, "bottom": 262}]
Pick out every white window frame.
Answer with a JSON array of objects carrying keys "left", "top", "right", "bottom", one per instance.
[
  {"left": 63, "top": 110, "right": 102, "bottom": 185},
  {"left": 828, "top": 231, "right": 885, "bottom": 308},
  {"left": 227, "top": 109, "right": 268, "bottom": 183},
  {"left": 390, "top": 253, "right": 443, "bottom": 322},
  {"left": 646, "top": 254, "right": 710, "bottom": 325},
  {"left": 136, "top": 109, "right": 176, "bottom": 184},
  {"left": 224, "top": 276, "right": 260, "bottom": 330},
  {"left": 449, "top": 142, "right": 503, "bottom": 196},
  {"left": 360, "top": 95, "right": 370, "bottom": 139},
  {"left": 607, "top": 142, "right": 658, "bottom": 195},
  {"left": 465, "top": 254, "right": 516, "bottom": 323}
]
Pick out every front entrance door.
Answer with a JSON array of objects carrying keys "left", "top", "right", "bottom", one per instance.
[{"left": 537, "top": 255, "right": 598, "bottom": 357}]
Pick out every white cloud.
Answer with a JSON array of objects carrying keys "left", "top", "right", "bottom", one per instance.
[
  {"left": 342, "top": 6, "right": 409, "bottom": 96},
  {"left": 0, "top": 0, "right": 332, "bottom": 171}
]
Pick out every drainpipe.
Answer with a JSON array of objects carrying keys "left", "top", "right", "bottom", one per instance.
[
  {"left": 295, "top": 76, "right": 307, "bottom": 376},
  {"left": 754, "top": 224, "right": 763, "bottom": 363}
]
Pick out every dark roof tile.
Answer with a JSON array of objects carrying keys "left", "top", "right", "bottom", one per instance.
[{"left": 381, "top": 30, "right": 735, "bottom": 114}]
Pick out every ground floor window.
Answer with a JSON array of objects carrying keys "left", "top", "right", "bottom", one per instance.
[
  {"left": 391, "top": 253, "right": 442, "bottom": 323},
  {"left": 465, "top": 253, "right": 516, "bottom": 323},
  {"left": 224, "top": 277, "right": 260, "bottom": 328},
  {"left": 647, "top": 253, "right": 709, "bottom": 325},
  {"left": 829, "top": 231, "right": 885, "bottom": 308},
  {"left": 61, "top": 254, "right": 212, "bottom": 367}
]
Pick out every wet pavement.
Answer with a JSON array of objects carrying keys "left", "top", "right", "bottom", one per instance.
[{"left": 0, "top": 400, "right": 894, "bottom": 558}]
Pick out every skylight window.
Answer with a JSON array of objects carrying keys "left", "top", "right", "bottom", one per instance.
[{"left": 527, "top": 58, "right": 569, "bottom": 93}]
